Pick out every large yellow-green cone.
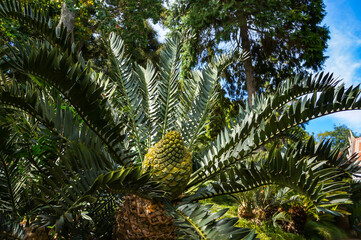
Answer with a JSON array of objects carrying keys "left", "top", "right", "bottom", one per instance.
[{"left": 143, "top": 131, "right": 192, "bottom": 198}]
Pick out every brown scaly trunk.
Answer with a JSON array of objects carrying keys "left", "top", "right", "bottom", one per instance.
[
  {"left": 285, "top": 205, "right": 307, "bottom": 235},
  {"left": 237, "top": 203, "right": 254, "bottom": 219},
  {"left": 113, "top": 194, "right": 177, "bottom": 240},
  {"left": 20, "top": 220, "right": 50, "bottom": 240},
  {"left": 240, "top": 16, "right": 256, "bottom": 107},
  {"left": 57, "top": 1, "right": 75, "bottom": 38}
]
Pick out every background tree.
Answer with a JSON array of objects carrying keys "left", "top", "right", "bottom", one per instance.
[
  {"left": 166, "top": 0, "right": 330, "bottom": 106},
  {"left": 0, "top": 0, "right": 164, "bottom": 65},
  {"left": 115, "top": 0, "right": 164, "bottom": 64},
  {"left": 0, "top": 0, "right": 61, "bottom": 43},
  {"left": 317, "top": 124, "right": 359, "bottom": 150},
  {"left": 57, "top": 0, "right": 164, "bottom": 64}
]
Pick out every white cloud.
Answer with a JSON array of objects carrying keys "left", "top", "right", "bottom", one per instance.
[
  {"left": 318, "top": 0, "right": 361, "bottom": 133},
  {"left": 164, "top": 0, "right": 175, "bottom": 9},
  {"left": 330, "top": 111, "right": 361, "bottom": 133},
  {"left": 323, "top": 27, "right": 361, "bottom": 86},
  {"left": 149, "top": 22, "right": 170, "bottom": 43},
  {"left": 147, "top": 0, "right": 174, "bottom": 43}
]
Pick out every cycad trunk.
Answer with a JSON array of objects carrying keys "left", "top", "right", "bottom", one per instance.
[
  {"left": 114, "top": 131, "right": 191, "bottom": 239},
  {"left": 20, "top": 220, "right": 49, "bottom": 240},
  {"left": 113, "top": 194, "right": 176, "bottom": 240}
]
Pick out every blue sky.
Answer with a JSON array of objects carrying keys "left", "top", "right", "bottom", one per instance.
[
  {"left": 305, "top": 0, "right": 361, "bottom": 136},
  {"left": 151, "top": 0, "right": 361, "bottom": 136}
]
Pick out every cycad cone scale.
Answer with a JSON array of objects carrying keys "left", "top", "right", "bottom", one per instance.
[{"left": 143, "top": 131, "right": 192, "bottom": 198}]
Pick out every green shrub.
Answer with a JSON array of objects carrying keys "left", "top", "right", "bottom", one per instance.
[{"left": 304, "top": 220, "right": 348, "bottom": 240}]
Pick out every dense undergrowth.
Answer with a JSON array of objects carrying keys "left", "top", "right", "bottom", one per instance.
[{"left": 202, "top": 194, "right": 353, "bottom": 240}]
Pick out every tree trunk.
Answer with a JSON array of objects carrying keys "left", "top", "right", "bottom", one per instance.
[
  {"left": 57, "top": 1, "right": 75, "bottom": 36},
  {"left": 114, "top": 194, "right": 177, "bottom": 239},
  {"left": 240, "top": 17, "right": 256, "bottom": 107}
]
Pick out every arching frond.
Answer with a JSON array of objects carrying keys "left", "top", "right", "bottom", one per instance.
[
  {"left": 166, "top": 202, "right": 256, "bottom": 240},
  {"left": 106, "top": 33, "right": 149, "bottom": 160},
  {"left": 32, "top": 142, "right": 115, "bottom": 232},
  {"left": 189, "top": 81, "right": 361, "bottom": 188},
  {"left": 186, "top": 140, "right": 350, "bottom": 216},
  {"left": 181, "top": 66, "right": 219, "bottom": 152},
  {"left": 156, "top": 32, "right": 182, "bottom": 138},
  {"left": 2, "top": 41, "right": 131, "bottom": 165},
  {"left": 290, "top": 137, "right": 361, "bottom": 176},
  {"left": 0, "top": 76, "right": 109, "bottom": 155},
  {"left": 251, "top": 72, "right": 339, "bottom": 114},
  {"left": 0, "top": 127, "right": 27, "bottom": 217},
  {"left": 87, "top": 192, "right": 120, "bottom": 239},
  {"left": 87, "top": 166, "right": 163, "bottom": 199},
  {"left": 0, "top": 0, "right": 76, "bottom": 53},
  {"left": 179, "top": 50, "right": 248, "bottom": 153},
  {"left": 206, "top": 73, "right": 338, "bottom": 172},
  {"left": 136, "top": 61, "right": 158, "bottom": 147}
]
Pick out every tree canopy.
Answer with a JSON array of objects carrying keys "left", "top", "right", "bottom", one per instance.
[
  {"left": 166, "top": 0, "right": 330, "bottom": 105},
  {"left": 0, "top": 0, "right": 164, "bottom": 64},
  {"left": 317, "top": 124, "right": 359, "bottom": 150}
]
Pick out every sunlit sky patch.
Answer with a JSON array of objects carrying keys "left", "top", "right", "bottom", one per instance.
[{"left": 305, "top": 0, "right": 361, "bottom": 135}]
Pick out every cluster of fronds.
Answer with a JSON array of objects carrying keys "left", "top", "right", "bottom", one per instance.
[{"left": 0, "top": 0, "right": 360, "bottom": 239}]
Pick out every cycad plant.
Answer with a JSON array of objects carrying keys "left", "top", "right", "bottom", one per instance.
[{"left": 1, "top": 1, "right": 361, "bottom": 239}]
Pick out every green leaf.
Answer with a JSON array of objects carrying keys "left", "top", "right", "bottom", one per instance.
[{"left": 166, "top": 202, "right": 256, "bottom": 240}]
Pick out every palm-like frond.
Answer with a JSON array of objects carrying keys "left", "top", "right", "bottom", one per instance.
[
  {"left": 32, "top": 142, "right": 114, "bottom": 232},
  {"left": 2, "top": 40, "right": 130, "bottom": 165},
  {"left": 0, "top": 125, "right": 33, "bottom": 239},
  {"left": 185, "top": 139, "right": 350, "bottom": 216},
  {"left": 181, "top": 66, "right": 220, "bottom": 152},
  {"left": 166, "top": 202, "right": 256, "bottom": 240},
  {"left": 179, "top": 50, "right": 248, "bottom": 153},
  {"left": 156, "top": 32, "right": 183, "bottom": 138},
  {"left": 106, "top": 33, "right": 149, "bottom": 160},
  {"left": 1, "top": 1, "right": 361, "bottom": 239},
  {"left": 290, "top": 137, "right": 361, "bottom": 176},
  {"left": 135, "top": 61, "right": 159, "bottom": 146},
  {"left": 189, "top": 81, "right": 361, "bottom": 188},
  {"left": 87, "top": 166, "right": 163, "bottom": 199},
  {"left": 0, "top": 127, "right": 26, "bottom": 216},
  {"left": 0, "top": 76, "right": 107, "bottom": 152},
  {"left": 0, "top": 0, "right": 75, "bottom": 53},
  {"left": 87, "top": 193, "right": 120, "bottom": 239}
]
